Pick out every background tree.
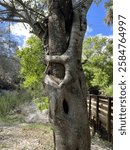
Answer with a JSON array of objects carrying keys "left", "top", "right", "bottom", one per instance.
[
  {"left": 0, "top": 0, "right": 93, "bottom": 149},
  {"left": 82, "top": 36, "right": 113, "bottom": 96},
  {"left": 104, "top": 0, "right": 113, "bottom": 26},
  {"left": 17, "top": 35, "right": 44, "bottom": 89},
  {"left": 0, "top": 55, "right": 20, "bottom": 90},
  {"left": 0, "top": 22, "right": 19, "bottom": 90},
  {"left": 17, "top": 35, "right": 48, "bottom": 110},
  {"left": 0, "top": 22, "right": 18, "bottom": 56}
]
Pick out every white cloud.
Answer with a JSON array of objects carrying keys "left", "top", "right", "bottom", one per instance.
[
  {"left": 85, "top": 33, "right": 113, "bottom": 39},
  {"left": 95, "top": 34, "right": 113, "bottom": 39},
  {"left": 84, "top": 25, "right": 93, "bottom": 39},
  {"left": 87, "top": 25, "right": 93, "bottom": 33},
  {"left": 10, "top": 23, "right": 32, "bottom": 46}
]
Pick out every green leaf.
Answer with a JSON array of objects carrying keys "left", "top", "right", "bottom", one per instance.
[
  {"left": 16, "top": 35, "right": 45, "bottom": 89},
  {"left": 82, "top": 36, "right": 113, "bottom": 96}
]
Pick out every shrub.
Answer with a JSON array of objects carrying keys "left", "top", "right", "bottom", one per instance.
[
  {"left": 33, "top": 96, "right": 49, "bottom": 111},
  {"left": 103, "top": 84, "right": 113, "bottom": 96},
  {"left": 0, "top": 90, "right": 31, "bottom": 116}
]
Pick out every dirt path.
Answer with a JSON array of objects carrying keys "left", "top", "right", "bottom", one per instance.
[
  {"left": 0, "top": 123, "right": 53, "bottom": 150},
  {"left": 0, "top": 123, "right": 112, "bottom": 150}
]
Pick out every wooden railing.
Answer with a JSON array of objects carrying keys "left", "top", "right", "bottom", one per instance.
[{"left": 87, "top": 94, "right": 113, "bottom": 142}]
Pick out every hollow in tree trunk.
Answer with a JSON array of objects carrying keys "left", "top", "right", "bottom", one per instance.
[{"left": 44, "top": 0, "right": 93, "bottom": 149}]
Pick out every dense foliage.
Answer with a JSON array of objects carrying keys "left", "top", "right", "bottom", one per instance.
[
  {"left": 17, "top": 35, "right": 48, "bottom": 110},
  {"left": 17, "top": 35, "right": 44, "bottom": 89},
  {"left": 82, "top": 36, "right": 113, "bottom": 96}
]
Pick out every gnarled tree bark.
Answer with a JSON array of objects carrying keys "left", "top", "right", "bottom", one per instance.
[
  {"left": 0, "top": 0, "right": 93, "bottom": 149},
  {"left": 44, "top": 0, "right": 93, "bottom": 149}
]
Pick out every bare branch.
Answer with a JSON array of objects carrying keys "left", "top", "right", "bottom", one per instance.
[
  {"left": 15, "top": 0, "right": 46, "bottom": 18},
  {"left": 0, "top": 0, "right": 47, "bottom": 25},
  {"left": 0, "top": 17, "right": 26, "bottom": 22}
]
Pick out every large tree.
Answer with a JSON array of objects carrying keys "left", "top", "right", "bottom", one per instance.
[{"left": 0, "top": 0, "right": 93, "bottom": 149}]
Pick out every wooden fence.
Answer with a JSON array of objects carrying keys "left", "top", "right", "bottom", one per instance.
[{"left": 87, "top": 94, "right": 113, "bottom": 142}]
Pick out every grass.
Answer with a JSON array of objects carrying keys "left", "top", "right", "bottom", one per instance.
[
  {"left": 0, "top": 90, "right": 31, "bottom": 117},
  {"left": 22, "top": 123, "right": 52, "bottom": 132},
  {"left": 0, "top": 114, "right": 25, "bottom": 125}
]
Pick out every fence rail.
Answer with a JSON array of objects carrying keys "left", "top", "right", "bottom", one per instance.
[{"left": 87, "top": 94, "right": 113, "bottom": 142}]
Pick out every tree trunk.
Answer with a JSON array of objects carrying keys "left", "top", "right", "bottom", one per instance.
[{"left": 44, "top": 0, "right": 93, "bottom": 149}]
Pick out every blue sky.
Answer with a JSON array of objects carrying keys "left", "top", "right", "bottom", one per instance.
[
  {"left": 8, "top": 0, "right": 113, "bottom": 46},
  {"left": 86, "top": 0, "right": 113, "bottom": 37}
]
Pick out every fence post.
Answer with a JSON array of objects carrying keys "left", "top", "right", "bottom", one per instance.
[
  {"left": 96, "top": 96, "right": 99, "bottom": 131},
  {"left": 89, "top": 95, "right": 91, "bottom": 121},
  {"left": 107, "top": 97, "right": 112, "bottom": 141}
]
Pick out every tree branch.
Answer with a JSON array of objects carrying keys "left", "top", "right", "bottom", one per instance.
[
  {"left": 0, "top": 0, "right": 47, "bottom": 24},
  {"left": 0, "top": 17, "right": 26, "bottom": 22},
  {"left": 15, "top": 0, "right": 46, "bottom": 18}
]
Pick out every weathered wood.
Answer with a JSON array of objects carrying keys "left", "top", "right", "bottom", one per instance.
[
  {"left": 87, "top": 94, "right": 113, "bottom": 142},
  {"left": 89, "top": 95, "right": 91, "bottom": 120},
  {"left": 107, "top": 97, "right": 112, "bottom": 141},
  {"left": 96, "top": 96, "right": 99, "bottom": 130}
]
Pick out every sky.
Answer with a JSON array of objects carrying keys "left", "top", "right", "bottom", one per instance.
[
  {"left": 85, "top": 0, "right": 113, "bottom": 37},
  {"left": 10, "top": 23, "right": 31, "bottom": 47},
  {"left": 9, "top": 0, "right": 113, "bottom": 46}
]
